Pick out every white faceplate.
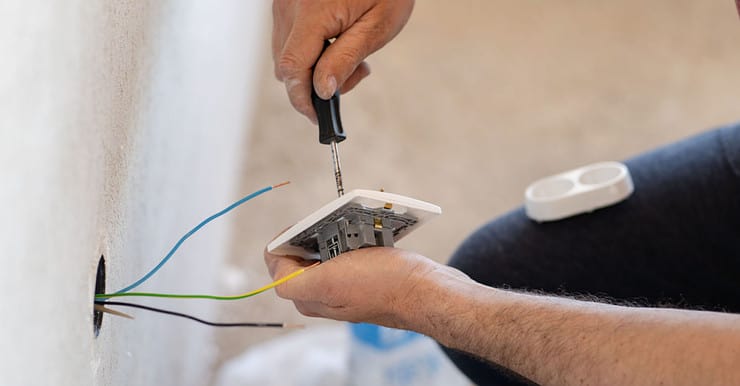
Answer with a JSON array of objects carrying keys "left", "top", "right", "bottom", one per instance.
[{"left": 267, "top": 189, "right": 442, "bottom": 260}]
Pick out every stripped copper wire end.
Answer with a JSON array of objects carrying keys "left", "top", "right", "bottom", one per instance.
[{"left": 94, "top": 304, "right": 135, "bottom": 320}]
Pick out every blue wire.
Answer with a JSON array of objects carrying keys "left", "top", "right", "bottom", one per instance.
[{"left": 115, "top": 185, "right": 274, "bottom": 294}]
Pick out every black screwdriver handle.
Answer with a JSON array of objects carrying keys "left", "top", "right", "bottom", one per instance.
[{"left": 311, "top": 40, "right": 346, "bottom": 145}]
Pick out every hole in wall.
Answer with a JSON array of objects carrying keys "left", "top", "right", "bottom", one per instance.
[{"left": 93, "top": 255, "right": 106, "bottom": 338}]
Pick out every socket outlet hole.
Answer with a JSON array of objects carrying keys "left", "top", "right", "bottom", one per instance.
[{"left": 93, "top": 255, "right": 106, "bottom": 337}]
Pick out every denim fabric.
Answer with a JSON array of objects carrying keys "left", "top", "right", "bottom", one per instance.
[{"left": 442, "top": 122, "right": 740, "bottom": 386}]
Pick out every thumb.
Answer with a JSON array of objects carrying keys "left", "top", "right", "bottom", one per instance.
[{"left": 313, "top": 5, "right": 410, "bottom": 99}]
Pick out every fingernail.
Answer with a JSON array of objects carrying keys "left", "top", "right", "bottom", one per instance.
[{"left": 318, "top": 76, "right": 336, "bottom": 99}]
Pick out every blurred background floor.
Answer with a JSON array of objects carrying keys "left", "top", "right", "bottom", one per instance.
[{"left": 212, "top": 0, "right": 740, "bottom": 382}]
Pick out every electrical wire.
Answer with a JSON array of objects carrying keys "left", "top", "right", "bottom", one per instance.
[
  {"left": 96, "top": 261, "right": 319, "bottom": 300},
  {"left": 96, "top": 301, "right": 302, "bottom": 328},
  {"left": 114, "top": 181, "right": 290, "bottom": 294}
]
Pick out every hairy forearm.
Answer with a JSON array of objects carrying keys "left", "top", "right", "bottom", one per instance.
[{"left": 406, "top": 267, "right": 740, "bottom": 386}]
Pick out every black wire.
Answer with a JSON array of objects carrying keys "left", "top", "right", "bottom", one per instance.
[{"left": 96, "top": 301, "right": 287, "bottom": 328}]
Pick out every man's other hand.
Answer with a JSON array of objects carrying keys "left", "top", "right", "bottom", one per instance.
[{"left": 272, "top": 0, "right": 414, "bottom": 123}]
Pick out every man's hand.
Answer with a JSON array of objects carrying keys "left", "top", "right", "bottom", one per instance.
[
  {"left": 272, "top": 0, "right": 414, "bottom": 123},
  {"left": 265, "top": 245, "right": 740, "bottom": 386},
  {"left": 264, "top": 246, "right": 461, "bottom": 329}
]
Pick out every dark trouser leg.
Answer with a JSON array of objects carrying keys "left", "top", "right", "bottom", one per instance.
[{"left": 442, "top": 123, "right": 740, "bottom": 386}]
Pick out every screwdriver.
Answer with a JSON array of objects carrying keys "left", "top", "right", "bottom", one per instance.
[{"left": 311, "top": 40, "right": 346, "bottom": 197}]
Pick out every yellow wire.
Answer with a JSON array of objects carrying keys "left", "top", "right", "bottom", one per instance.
[{"left": 95, "top": 262, "right": 319, "bottom": 300}]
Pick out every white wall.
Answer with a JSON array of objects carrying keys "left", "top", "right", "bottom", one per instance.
[{"left": 0, "top": 1, "right": 267, "bottom": 385}]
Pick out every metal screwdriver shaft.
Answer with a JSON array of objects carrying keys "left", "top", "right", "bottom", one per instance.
[
  {"left": 330, "top": 141, "right": 344, "bottom": 196},
  {"left": 312, "top": 40, "right": 347, "bottom": 197}
]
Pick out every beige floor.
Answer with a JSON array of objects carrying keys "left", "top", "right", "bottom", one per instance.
[{"left": 212, "top": 0, "right": 740, "bottom": 379}]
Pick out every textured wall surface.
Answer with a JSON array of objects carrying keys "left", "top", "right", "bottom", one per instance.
[
  {"left": 214, "top": 0, "right": 740, "bottom": 373},
  {"left": 0, "top": 1, "right": 266, "bottom": 385}
]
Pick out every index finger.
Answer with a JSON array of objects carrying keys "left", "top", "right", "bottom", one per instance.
[
  {"left": 263, "top": 248, "right": 314, "bottom": 279},
  {"left": 275, "top": 20, "right": 327, "bottom": 122}
]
